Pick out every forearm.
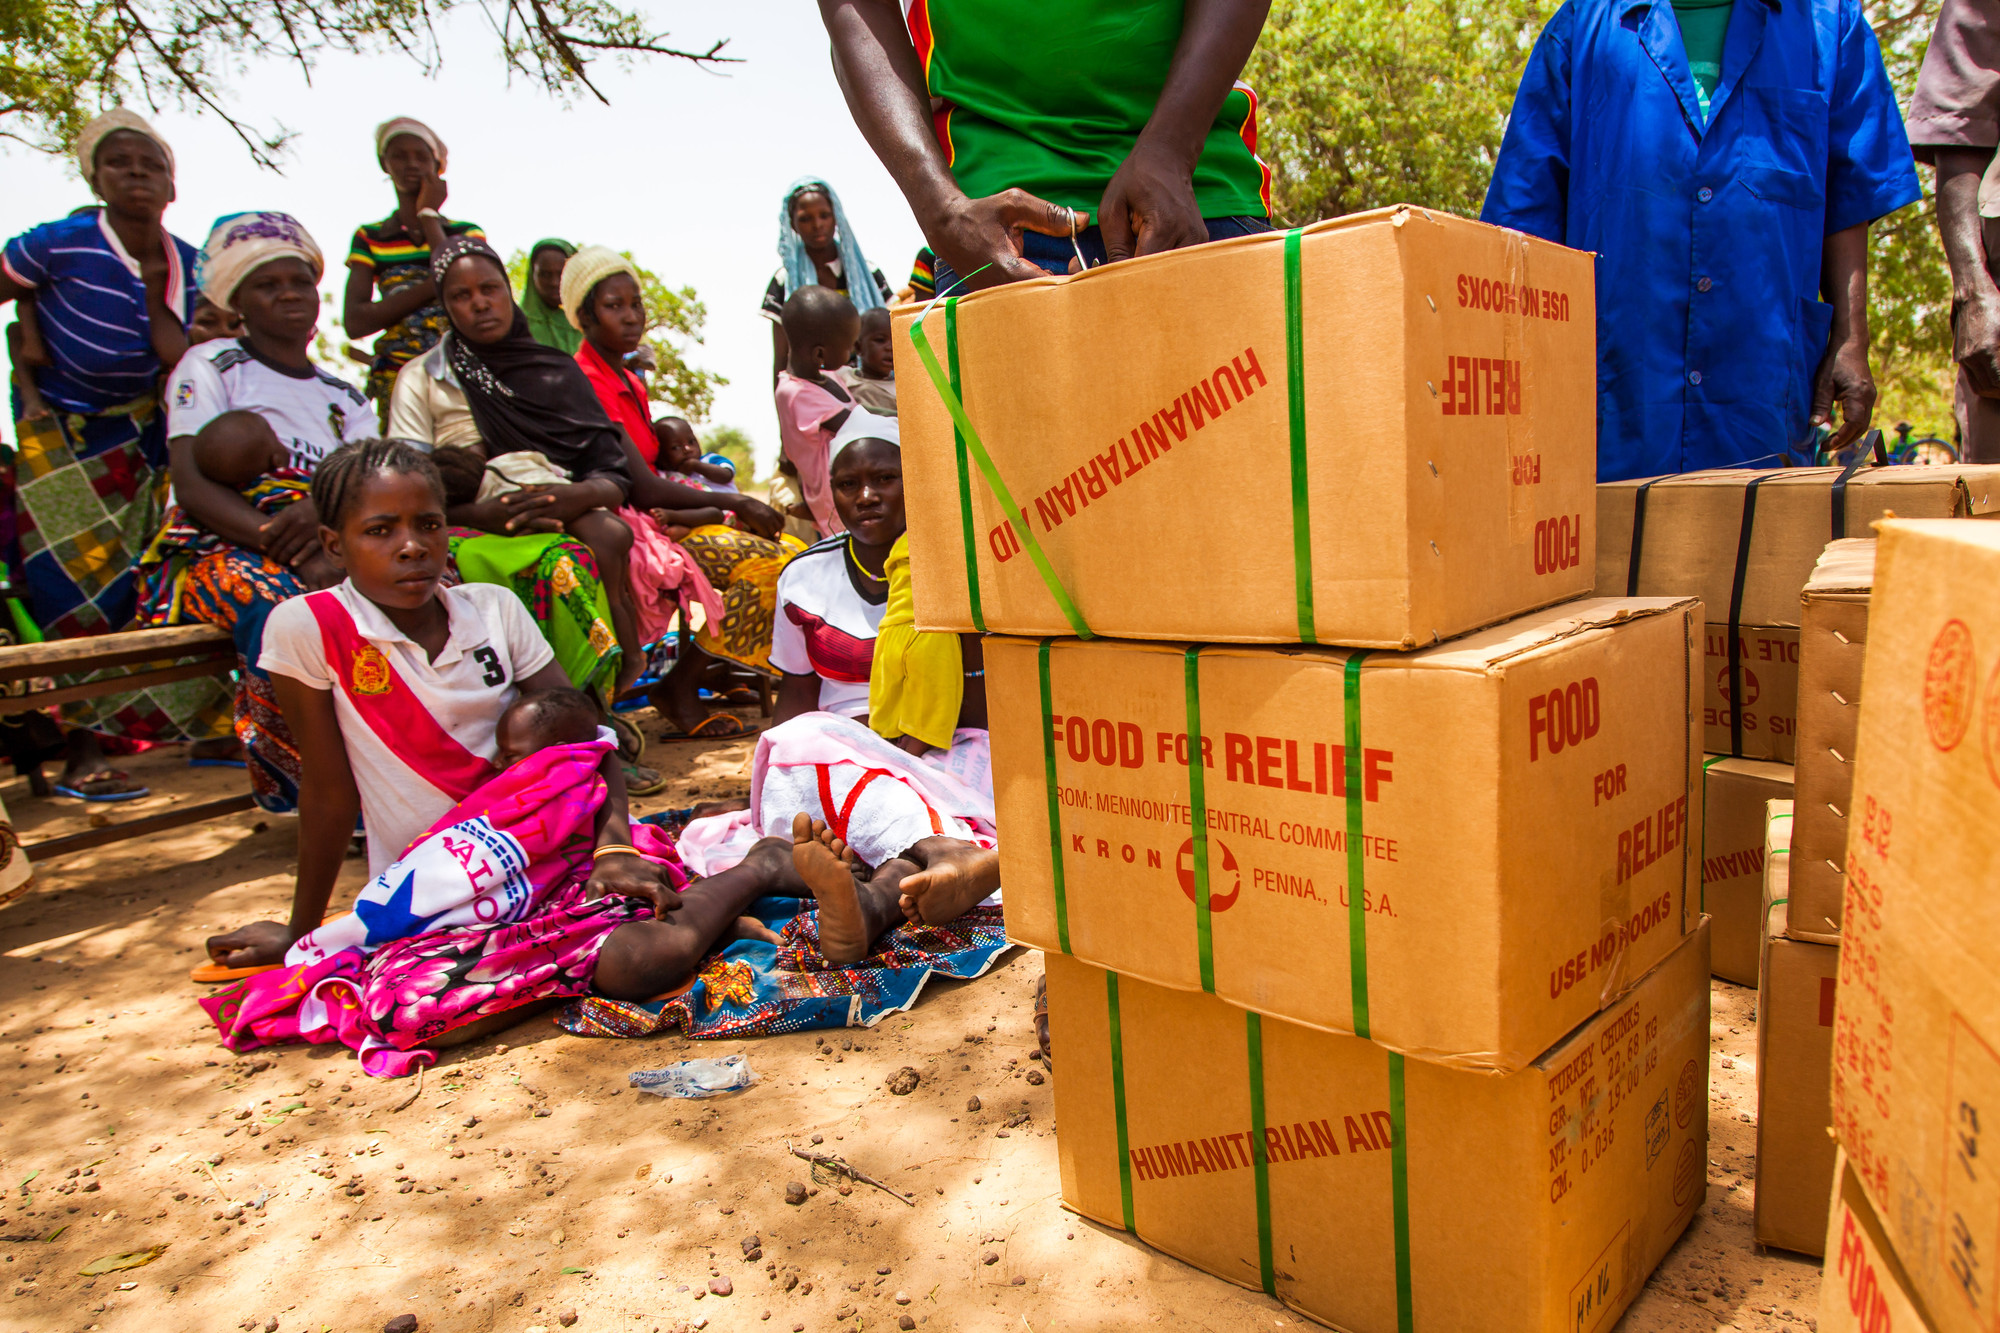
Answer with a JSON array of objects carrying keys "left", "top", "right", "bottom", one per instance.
[
  {"left": 170, "top": 437, "right": 275, "bottom": 547},
  {"left": 820, "top": 0, "right": 964, "bottom": 224},
  {"left": 1821, "top": 222, "right": 1870, "bottom": 344},
  {"left": 288, "top": 777, "right": 359, "bottom": 940},
  {"left": 145, "top": 301, "right": 189, "bottom": 371},
  {"left": 629, "top": 468, "right": 732, "bottom": 512},
  {"left": 773, "top": 673, "right": 822, "bottom": 725},
  {"left": 344, "top": 284, "right": 432, "bottom": 339},
  {"left": 1141, "top": 0, "right": 1273, "bottom": 167},
  {"left": 1935, "top": 150, "right": 1997, "bottom": 302}
]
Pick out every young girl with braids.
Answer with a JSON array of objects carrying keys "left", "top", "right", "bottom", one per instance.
[{"left": 202, "top": 440, "right": 811, "bottom": 1042}]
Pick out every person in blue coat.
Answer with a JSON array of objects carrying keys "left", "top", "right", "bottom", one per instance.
[{"left": 1482, "top": 0, "right": 1920, "bottom": 481}]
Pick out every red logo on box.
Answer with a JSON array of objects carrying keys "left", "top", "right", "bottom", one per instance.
[
  {"left": 1925, "top": 619, "right": 1977, "bottom": 751},
  {"left": 1674, "top": 1059, "right": 1700, "bottom": 1128},
  {"left": 1176, "top": 837, "right": 1241, "bottom": 912}
]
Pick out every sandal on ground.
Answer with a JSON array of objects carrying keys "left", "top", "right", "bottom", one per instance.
[
  {"left": 607, "top": 713, "right": 646, "bottom": 762},
  {"left": 188, "top": 961, "right": 280, "bottom": 984},
  {"left": 1034, "top": 972, "right": 1051, "bottom": 1066},
  {"left": 623, "top": 762, "right": 669, "bottom": 797},
  {"left": 52, "top": 771, "right": 150, "bottom": 802},
  {"left": 657, "top": 713, "right": 757, "bottom": 742}
]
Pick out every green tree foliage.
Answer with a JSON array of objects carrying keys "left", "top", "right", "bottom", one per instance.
[
  {"left": 1247, "top": 0, "right": 1954, "bottom": 438},
  {"left": 0, "top": 0, "right": 730, "bottom": 167},
  {"left": 504, "top": 247, "right": 726, "bottom": 423},
  {"left": 699, "top": 424, "right": 756, "bottom": 488}
]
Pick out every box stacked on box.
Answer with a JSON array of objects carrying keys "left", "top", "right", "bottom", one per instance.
[
  {"left": 1754, "top": 799, "right": 1840, "bottom": 1255},
  {"left": 896, "top": 209, "right": 1710, "bottom": 1332},
  {"left": 1790, "top": 538, "right": 1876, "bottom": 939},
  {"left": 1595, "top": 468, "right": 1999, "bottom": 762},
  {"left": 1701, "top": 756, "right": 1794, "bottom": 985},
  {"left": 1823, "top": 1150, "right": 1938, "bottom": 1332},
  {"left": 1825, "top": 519, "right": 2000, "bottom": 1333}
]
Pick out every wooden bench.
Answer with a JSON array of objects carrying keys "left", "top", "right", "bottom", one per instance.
[{"left": 0, "top": 624, "right": 256, "bottom": 858}]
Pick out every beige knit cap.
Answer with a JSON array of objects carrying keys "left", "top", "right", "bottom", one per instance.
[
  {"left": 76, "top": 109, "right": 175, "bottom": 187},
  {"left": 558, "top": 245, "right": 639, "bottom": 331}
]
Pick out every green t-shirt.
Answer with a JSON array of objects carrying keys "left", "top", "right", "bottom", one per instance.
[
  {"left": 906, "top": 0, "right": 1271, "bottom": 219},
  {"left": 1672, "top": 0, "right": 1736, "bottom": 121}
]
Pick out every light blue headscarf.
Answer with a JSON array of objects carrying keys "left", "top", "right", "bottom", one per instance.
[{"left": 776, "top": 176, "right": 885, "bottom": 315}]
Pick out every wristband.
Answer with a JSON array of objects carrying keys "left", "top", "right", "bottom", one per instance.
[
  {"left": 417, "top": 207, "right": 442, "bottom": 220},
  {"left": 591, "top": 843, "right": 642, "bottom": 861}
]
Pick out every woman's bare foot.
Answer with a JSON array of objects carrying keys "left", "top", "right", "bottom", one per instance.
[
  {"left": 791, "top": 813, "right": 874, "bottom": 964},
  {"left": 898, "top": 837, "right": 1002, "bottom": 927},
  {"left": 726, "top": 915, "right": 784, "bottom": 947}
]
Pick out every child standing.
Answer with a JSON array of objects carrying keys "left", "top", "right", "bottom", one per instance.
[
  {"left": 837, "top": 306, "right": 898, "bottom": 416},
  {"left": 774, "top": 286, "right": 857, "bottom": 536}
]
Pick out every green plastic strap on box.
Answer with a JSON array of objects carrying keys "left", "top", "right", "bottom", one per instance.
[
  {"left": 1284, "top": 230, "right": 1317, "bottom": 644},
  {"left": 1184, "top": 645, "right": 1216, "bottom": 993},
  {"left": 1246, "top": 1011, "right": 1276, "bottom": 1295},
  {"left": 1038, "top": 638, "right": 1070, "bottom": 954},
  {"left": 1344, "top": 652, "right": 1373, "bottom": 1038},
  {"left": 946, "top": 299, "right": 986, "bottom": 632},
  {"left": 910, "top": 310, "right": 1093, "bottom": 639},
  {"left": 1388, "top": 1050, "right": 1413, "bottom": 1332},
  {"left": 1107, "top": 969, "right": 1135, "bottom": 1231}
]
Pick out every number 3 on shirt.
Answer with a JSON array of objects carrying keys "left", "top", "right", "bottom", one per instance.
[{"left": 473, "top": 646, "right": 506, "bottom": 687}]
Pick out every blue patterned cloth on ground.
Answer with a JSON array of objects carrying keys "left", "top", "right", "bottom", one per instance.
[{"left": 555, "top": 895, "right": 1010, "bottom": 1039}]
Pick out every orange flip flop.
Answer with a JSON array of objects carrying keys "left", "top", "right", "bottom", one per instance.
[{"left": 188, "top": 961, "right": 278, "bottom": 984}]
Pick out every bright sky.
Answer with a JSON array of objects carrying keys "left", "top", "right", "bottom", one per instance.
[{"left": 0, "top": 2, "right": 926, "bottom": 475}]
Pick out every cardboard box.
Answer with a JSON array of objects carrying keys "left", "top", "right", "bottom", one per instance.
[
  {"left": 1791, "top": 539, "right": 1877, "bottom": 939},
  {"left": 1756, "top": 799, "right": 1841, "bottom": 1255},
  {"left": 1823, "top": 1149, "right": 1940, "bottom": 1333},
  {"left": 1048, "top": 923, "right": 1711, "bottom": 1333},
  {"left": 989, "top": 596, "right": 1702, "bottom": 1075},
  {"left": 1701, "top": 757, "right": 1794, "bottom": 985},
  {"left": 1828, "top": 520, "right": 2000, "bottom": 1333},
  {"left": 1596, "top": 467, "right": 2000, "bottom": 761},
  {"left": 895, "top": 206, "right": 1598, "bottom": 648}
]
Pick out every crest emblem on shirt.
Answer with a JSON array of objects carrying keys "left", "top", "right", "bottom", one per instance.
[
  {"left": 351, "top": 646, "right": 394, "bottom": 696},
  {"left": 175, "top": 382, "right": 195, "bottom": 408},
  {"left": 328, "top": 402, "right": 346, "bottom": 443}
]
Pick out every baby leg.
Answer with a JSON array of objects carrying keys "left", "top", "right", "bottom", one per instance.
[
  {"left": 592, "top": 836, "right": 805, "bottom": 1000},
  {"left": 568, "top": 509, "right": 643, "bottom": 695}
]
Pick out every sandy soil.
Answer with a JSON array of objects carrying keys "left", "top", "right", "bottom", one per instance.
[{"left": 1, "top": 726, "right": 1824, "bottom": 1333}]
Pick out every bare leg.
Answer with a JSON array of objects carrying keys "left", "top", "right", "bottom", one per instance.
[
  {"left": 591, "top": 836, "right": 803, "bottom": 1000},
  {"left": 647, "top": 634, "right": 716, "bottom": 734},
  {"left": 571, "top": 510, "right": 644, "bottom": 697},
  {"left": 789, "top": 814, "right": 917, "bottom": 965},
  {"left": 897, "top": 836, "right": 1002, "bottom": 927}
]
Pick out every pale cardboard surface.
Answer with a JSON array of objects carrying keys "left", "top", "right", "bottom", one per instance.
[
  {"left": 1702, "top": 759, "right": 1794, "bottom": 985},
  {"left": 1049, "top": 922, "right": 1710, "bottom": 1333},
  {"left": 1792, "top": 539, "right": 1877, "bottom": 939},
  {"left": 1755, "top": 802, "right": 1839, "bottom": 1255},
  {"left": 1830, "top": 520, "right": 2000, "bottom": 1333},
  {"left": 989, "top": 597, "right": 1703, "bottom": 1075},
  {"left": 1596, "top": 468, "right": 1998, "bottom": 629},
  {"left": 1823, "top": 1149, "right": 1942, "bottom": 1332},
  {"left": 895, "top": 207, "right": 1599, "bottom": 647}
]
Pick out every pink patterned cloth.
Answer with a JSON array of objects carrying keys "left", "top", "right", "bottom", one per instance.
[
  {"left": 621, "top": 507, "right": 724, "bottom": 645},
  {"left": 200, "top": 741, "right": 688, "bottom": 1078}
]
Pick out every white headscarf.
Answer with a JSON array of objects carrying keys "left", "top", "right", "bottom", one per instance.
[
  {"left": 374, "top": 117, "right": 448, "bottom": 173},
  {"left": 195, "top": 212, "right": 324, "bottom": 313},
  {"left": 830, "top": 407, "right": 900, "bottom": 456},
  {"left": 76, "top": 109, "right": 174, "bottom": 188}
]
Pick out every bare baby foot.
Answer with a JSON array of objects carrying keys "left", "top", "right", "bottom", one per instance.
[
  {"left": 792, "top": 812, "right": 872, "bottom": 964},
  {"left": 899, "top": 837, "right": 1002, "bottom": 927}
]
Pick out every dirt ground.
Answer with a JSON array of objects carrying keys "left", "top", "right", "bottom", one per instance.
[{"left": 0, "top": 726, "right": 1824, "bottom": 1333}]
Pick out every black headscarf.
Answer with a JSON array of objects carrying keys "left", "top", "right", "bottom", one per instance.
[{"left": 431, "top": 235, "right": 631, "bottom": 496}]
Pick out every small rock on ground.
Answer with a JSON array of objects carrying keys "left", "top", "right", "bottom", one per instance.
[{"left": 384, "top": 1317, "right": 418, "bottom": 1333}]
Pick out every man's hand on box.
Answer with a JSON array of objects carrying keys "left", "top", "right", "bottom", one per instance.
[
  {"left": 929, "top": 189, "right": 1077, "bottom": 290},
  {"left": 1098, "top": 140, "right": 1209, "bottom": 263}
]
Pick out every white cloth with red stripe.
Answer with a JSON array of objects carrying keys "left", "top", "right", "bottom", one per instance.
[{"left": 676, "top": 711, "right": 996, "bottom": 881}]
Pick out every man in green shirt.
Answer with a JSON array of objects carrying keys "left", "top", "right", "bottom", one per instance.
[{"left": 819, "top": 0, "right": 1273, "bottom": 292}]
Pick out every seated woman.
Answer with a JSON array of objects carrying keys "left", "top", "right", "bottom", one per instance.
[
  {"left": 200, "top": 441, "right": 900, "bottom": 1069},
  {"left": 678, "top": 411, "right": 1000, "bottom": 964},
  {"left": 555, "top": 248, "right": 802, "bottom": 742},
  {"left": 151, "top": 211, "right": 377, "bottom": 809}
]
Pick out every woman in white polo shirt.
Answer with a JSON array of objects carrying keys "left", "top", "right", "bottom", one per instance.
[{"left": 202, "top": 439, "right": 810, "bottom": 1041}]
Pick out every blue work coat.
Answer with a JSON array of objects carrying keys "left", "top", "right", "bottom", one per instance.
[{"left": 1481, "top": 0, "right": 1919, "bottom": 481}]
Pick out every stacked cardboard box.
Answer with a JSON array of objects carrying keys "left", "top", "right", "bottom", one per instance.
[
  {"left": 1595, "top": 469, "right": 1998, "bottom": 762},
  {"left": 1754, "top": 799, "right": 1840, "bottom": 1255},
  {"left": 1702, "top": 757, "right": 1793, "bottom": 985},
  {"left": 1826, "top": 519, "right": 2000, "bottom": 1333},
  {"left": 1789, "top": 539, "right": 1876, "bottom": 938},
  {"left": 897, "top": 209, "right": 1709, "bottom": 1332},
  {"left": 1822, "top": 1150, "right": 1938, "bottom": 1332}
]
